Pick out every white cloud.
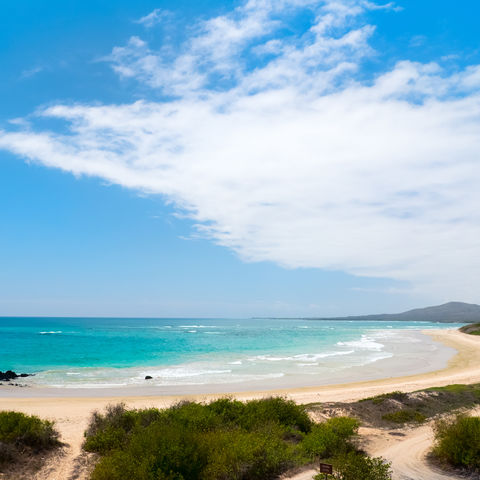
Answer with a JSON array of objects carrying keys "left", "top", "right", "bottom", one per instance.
[
  {"left": 135, "top": 8, "right": 171, "bottom": 28},
  {"left": 21, "top": 66, "right": 44, "bottom": 79},
  {"left": 1, "top": 0, "right": 480, "bottom": 301}
]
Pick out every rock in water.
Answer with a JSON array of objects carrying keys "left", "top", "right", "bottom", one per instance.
[
  {"left": 0, "top": 371, "right": 32, "bottom": 381},
  {"left": 145, "top": 375, "right": 153, "bottom": 380}
]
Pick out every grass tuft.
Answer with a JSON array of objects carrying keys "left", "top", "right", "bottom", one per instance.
[
  {"left": 359, "top": 391, "right": 407, "bottom": 405},
  {"left": 381, "top": 410, "right": 426, "bottom": 424}
]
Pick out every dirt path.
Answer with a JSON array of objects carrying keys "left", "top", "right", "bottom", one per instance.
[
  {"left": 31, "top": 406, "right": 94, "bottom": 480},
  {"left": 369, "top": 407, "right": 480, "bottom": 480},
  {"left": 365, "top": 425, "right": 454, "bottom": 480},
  {"left": 284, "top": 418, "right": 476, "bottom": 480}
]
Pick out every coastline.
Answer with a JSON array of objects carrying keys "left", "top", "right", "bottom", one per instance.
[
  {"left": 0, "top": 328, "right": 479, "bottom": 480},
  {"left": 0, "top": 328, "right": 479, "bottom": 411},
  {"left": 0, "top": 326, "right": 458, "bottom": 396}
]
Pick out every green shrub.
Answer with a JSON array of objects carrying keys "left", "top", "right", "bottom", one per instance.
[
  {"left": 459, "top": 323, "right": 480, "bottom": 336},
  {"left": 381, "top": 410, "right": 425, "bottom": 424},
  {"left": 240, "top": 397, "right": 312, "bottom": 433},
  {"left": 0, "top": 411, "right": 60, "bottom": 468},
  {"left": 85, "top": 399, "right": 391, "bottom": 480},
  {"left": 433, "top": 415, "right": 480, "bottom": 471},
  {"left": 201, "top": 427, "right": 299, "bottom": 480},
  {"left": 85, "top": 398, "right": 341, "bottom": 480},
  {"left": 85, "top": 403, "right": 136, "bottom": 437},
  {"left": 302, "top": 417, "right": 359, "bottom": 459},
  {"left": 83, "top": 404, "right": 136, "bottom": 454},
  {"left": 90, "top": 421, "right": 209, "bottom": 480},
  {"left": 0, "top": 411, "right": 59, "bottom": 451},
  {"left": 425, "top": 384, "right": 469, "bottom": 394},
  {"left": 313, "top": 452, "right": 391, "bottom": 480},
  {"left": 359, "top": 391, "right": 407, "bottom": 405}
]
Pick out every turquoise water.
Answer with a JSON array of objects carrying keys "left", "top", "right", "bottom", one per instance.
[{"left": 0, "top": 317, "right": 463, "bottom": 389}]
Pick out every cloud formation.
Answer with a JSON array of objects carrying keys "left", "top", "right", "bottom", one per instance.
[
  {"left": 135, "top": 8, "right": 171, "bottom": 28},
  {"left": 1, "top": 0, "right": 480, "bottom": 299}
]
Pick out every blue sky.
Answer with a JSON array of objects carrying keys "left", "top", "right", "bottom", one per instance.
[{"left": 1, "top": 0, "right": 479, "bottom": 317}]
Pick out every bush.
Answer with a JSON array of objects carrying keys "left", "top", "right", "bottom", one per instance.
[
  {"left": 201, "top": 427, "right": 298, "bottom": 480},
  {"left": 239, "top": 397, "right": 312, "bottom": 433},
  {"left": 425, "top": 384, "right": 469, "bottom": 394},
  {"left": 84, "top": 403, "right": 138, "bottom": 454},
  {"left": 0, "top": 411, "right": 60, "bottom": 469},
  {"left": 359, "top": 391, "right": 407, "bottom": 405},
  {"left": 85, "top": 399, "right": 392, "bottom": 480},
  {"left": 0, "top": 411, "right": 59, "bottom": 452},
  {"left": 313, "top": 452, "right": 391, "bottom": 480},
  {"left": 381, "top": 410, "right": 425, "bottom": 424},
  {"left": 85, "top": 398, "right": 335, "bottom": 480},
  {"left": 85, "top": 398, "right": 313, "bottom": 480},
  {"left": 302, "top": 417, "right": 359, "bottom": 459},
  {"left": 433, "top": 415, "right": 480, "bottom": 471},
  {"left": 459, "top": 323, "right": 480, "bottom": 336}
]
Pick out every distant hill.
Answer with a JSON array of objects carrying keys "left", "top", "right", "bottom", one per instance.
[{"left": 309, "top": 302, "right": 480, "bottom": 323}]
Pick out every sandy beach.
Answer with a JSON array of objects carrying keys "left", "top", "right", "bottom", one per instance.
[{"left": 1, "top": 328, "right": 479, "bottom": 480}]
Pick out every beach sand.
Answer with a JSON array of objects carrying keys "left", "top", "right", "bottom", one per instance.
[{"left": 1, "top": 328, "right": 479, "bottom": 480}]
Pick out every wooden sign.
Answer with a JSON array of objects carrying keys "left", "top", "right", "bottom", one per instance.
[{"left": 319, "top": 463, "right": 333, "bottom": 474}]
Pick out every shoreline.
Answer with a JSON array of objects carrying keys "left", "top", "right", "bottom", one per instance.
[
  {"left": 0, "top": 328, "right": 479, "bottom": 407},
  {"left": 0, "top": 327, "right": 458, "bottom": 397},
  {"left": 0, "top": 328, "right": 479, "bottom": 480}
]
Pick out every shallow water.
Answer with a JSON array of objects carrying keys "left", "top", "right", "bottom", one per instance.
[{"left": 0, "top": 317, "right": 463, "bottom": 389}]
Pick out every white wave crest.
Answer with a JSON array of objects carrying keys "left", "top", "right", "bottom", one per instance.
[
  {"left": 250, "top": 350, "right": 355, "bottom": 363},
  {"left": 337, "top": 335, "right": 385, "bottom": 351}
]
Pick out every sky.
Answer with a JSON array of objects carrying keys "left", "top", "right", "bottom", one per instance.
[{"left": 1, "top": 0, "right": 479, "bottom": 317}]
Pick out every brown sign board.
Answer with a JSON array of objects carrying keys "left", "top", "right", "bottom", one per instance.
[{"left": 319, "top": 463, "right": 333, "bottom": 474}]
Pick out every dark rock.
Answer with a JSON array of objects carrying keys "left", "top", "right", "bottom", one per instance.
[
  {"left": 0, "top": 370, "right": 32, "bottom": 381},
  {"left": 0, "top": 370, "right": 18, "bottom": 381},
  {"left": 145, "top": 375, "right": 153, "bottom": 380}
]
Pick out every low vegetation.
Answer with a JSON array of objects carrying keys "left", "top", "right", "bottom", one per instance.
[
  {"left": 460, "top": 323, "right": 480, "bottom": 335},
  {"left": 359, "top": 391, "right": 407, "bottom": 405},
  {"left": 309, "top": 383, "right": 480, "bottom": 427},
  {"left": 0, "top": 411, "right": 60, "bottom": 474},
  {"left": 381, "top": 410, "right": 426, "bottom": 424},
  {"left": 314, "top": 452, "right": 391, "bottom": 480},
  {"left": 83, "top": 398, "right": 391, "bottom": 480},
  {"left": 432, "top": 414, "right": 480, "bottom": 473}
]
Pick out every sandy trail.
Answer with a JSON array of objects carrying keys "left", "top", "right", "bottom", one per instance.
[
  {"left": 285, "top": 419, "right": 475, "bottom": 480},
  {"left": 29, "top": 404, "right": 93, "bottom": 480},
  {"left": 363, "top": 406, "right": 480, "bottom": 480},
  {"left": 365, "top": 425, "right": 452, "bottom": 480}
]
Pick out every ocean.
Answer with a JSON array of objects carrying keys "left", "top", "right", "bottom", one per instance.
[{"left": 0, "top": 317, "right": 463, "bottom": 392}]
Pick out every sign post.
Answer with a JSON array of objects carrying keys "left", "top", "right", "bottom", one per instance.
[{"left": 319, "top": 462, "right": 333, "bottom": 480}]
